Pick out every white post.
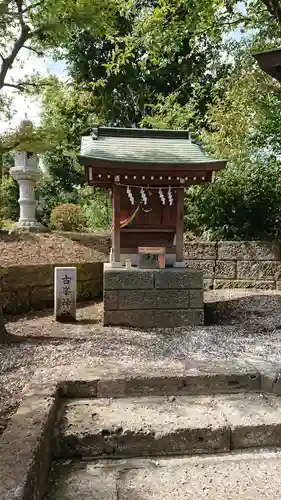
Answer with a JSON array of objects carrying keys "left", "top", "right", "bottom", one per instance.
[{"left": 54, "top": 267, "right": 77, "bottom": 322}]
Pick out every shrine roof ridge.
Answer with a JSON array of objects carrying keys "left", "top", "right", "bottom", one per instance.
[
  {"left": 92, "top": 126, "right": 191, "bottom": 140},
  {"left": 252, "top": 47, "right": 281, "bottom": 57}
]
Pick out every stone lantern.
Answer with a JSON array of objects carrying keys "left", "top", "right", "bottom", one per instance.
[{"left": 10, "top": 119, "right": 45, "bottom": 230}]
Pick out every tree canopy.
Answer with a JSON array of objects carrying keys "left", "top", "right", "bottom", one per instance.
[
  {"left": 2, "top": 0, "right": 281, "bottom": 240},
  {"left": 0, "top": 0, "right": 122, "bottom": 92}
]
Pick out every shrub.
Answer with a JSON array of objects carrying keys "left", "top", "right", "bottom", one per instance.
[
  {"left": 185, "top": 160, "right": 281, "bottom": 240},
  {"left": 50, "top": 203, "right": 86, "bottom": 231},
  {"left": 78, "top": 186, "right": 111, "bottom": 230},
  {"left": 36, "top": 176, "right": 79, "bottom": 226},
  {"left": 0, "top": 175, "right": 19, "bottom": 221}
]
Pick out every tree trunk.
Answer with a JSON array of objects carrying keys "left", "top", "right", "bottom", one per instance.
[
  {"left": 0, "top": 307, "right": 22, "bottom": 344},
  {"left": 261, "top": 0, "right": 281, "bottom": 27},
  {"left": 0, "top": 307, "right": 10, "bottom": 344}
]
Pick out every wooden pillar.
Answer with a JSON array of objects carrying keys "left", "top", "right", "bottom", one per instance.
[
  {"left": 175, "top": 188, "right": 184, "bottom": 263},
  {"left": 112, "top": 183, "right": 121, "bottom": 264}
]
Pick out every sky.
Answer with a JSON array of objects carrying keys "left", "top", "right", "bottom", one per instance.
[{"left": 0, "top": 49, "right": 67, "bottom": 133}]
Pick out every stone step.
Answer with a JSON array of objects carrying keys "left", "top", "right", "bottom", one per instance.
[
  {"left": 55, "top": 393, "right": 281, "bottom": 458},
  {"left": 46, "top": 450, "right": 281, "bottom": 499},
  {"left": 85, "top": 370, "right": 261, "bottom": 399}
]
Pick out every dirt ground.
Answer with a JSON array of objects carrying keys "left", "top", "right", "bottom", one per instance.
[{"left": 0, "top": 230, "right": 110, "bottom": 267}]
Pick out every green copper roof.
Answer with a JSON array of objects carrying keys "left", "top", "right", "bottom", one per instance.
[{"left": 80, "top": 127, "right": 222, "bottom": 164}]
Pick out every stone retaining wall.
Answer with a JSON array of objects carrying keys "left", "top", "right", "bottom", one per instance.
[
  {"left": 2, "top": 240, "right": 281, "bottom": 315},
  {"left": 0, "top": 262, "right": 103, "bottom": 314},
  {"left": 184, "top": 241, "right": 281, "bottom": 290}
]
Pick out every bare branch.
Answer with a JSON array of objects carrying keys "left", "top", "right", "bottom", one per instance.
[
  {"left": 0, "top": 24, "right": 30, "bottom": 90},
  {"left": 15, "top": 0, "right": 25, "bottom": 28},
  {"left": 261, "top": 0, "right": 281, "bottom": 27},
  {"left": 267, "top": 83, "right": 281, "bottom": 94},
  {"left": 22, "top": 0, "right": 45, "bottom": 14},
  {"left": 3, "top": 81, "right": 51, "bottom": 90},
  {"left": 3, "top": 82, "right": 25, "bottom": 90},
  {"left": 23, "top": 44, "right": 43, "bottom": 56}
]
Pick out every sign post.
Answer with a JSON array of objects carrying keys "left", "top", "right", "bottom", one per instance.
[{"left": 54, "top": 267, "right": 77, "bottom": 322}]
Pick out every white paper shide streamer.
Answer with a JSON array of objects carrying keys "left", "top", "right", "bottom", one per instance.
[
  {"left": 126, "top": 186, "right": 134, "bottom": 205},
  {"left": 140, "top": 187, "right": 147, "bottom": 205},
  {"left": 167, "top": 186, "right": 173, "bottom": 206},
  {"left": 159, "top": 188, "right": 165, "bottom": 205}
]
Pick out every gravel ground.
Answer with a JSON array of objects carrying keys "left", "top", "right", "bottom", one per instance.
[{"left": 1, "top": 290, "right": 281, "bottom": 436}]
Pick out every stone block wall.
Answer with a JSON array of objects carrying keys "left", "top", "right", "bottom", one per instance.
[
  {"left": 103, "top": 264, "right": 204, "bottom": 328},
  {"left": 184, "top": 241, "right": 281, "bottom": 290},
  {"left": 1, "top": 262, "right": 103, "bottom": 314},
  {"left": 2, "top": 240, "right": 281, "bottom": 316}
]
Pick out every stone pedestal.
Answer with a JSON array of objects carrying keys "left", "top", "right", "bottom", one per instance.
[
  {"left": 103, "top": 264, "right": 204, "bottom": 328},
  {"left": 10, "top": 151, "right": 45, "bottom": 230}
]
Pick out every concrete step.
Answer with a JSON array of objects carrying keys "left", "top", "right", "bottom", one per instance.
[
  {"left": 55, "top": 393, "right": 281, "bottom": 458},
  {"left": 46, "top": 450, "right": 281, "bottom": 499}
]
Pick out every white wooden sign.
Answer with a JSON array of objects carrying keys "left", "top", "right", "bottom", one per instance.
[{"left": 138, "top": 247, "right": 166, "bottom": 269}]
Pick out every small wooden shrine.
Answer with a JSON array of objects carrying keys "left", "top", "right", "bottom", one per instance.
[{"left": 79, "top": 127, "right": 226, "bottom": 268}]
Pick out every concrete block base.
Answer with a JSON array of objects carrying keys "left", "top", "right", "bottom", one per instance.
[{"left": 103, "top": 264, "right": 204, "bottom": 328}]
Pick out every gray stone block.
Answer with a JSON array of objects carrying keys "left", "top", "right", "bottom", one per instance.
[
  {"left": 104, "top": 310, "right": 154, "bottom": 328},
  {"left": 56, "top": 396, "right": 230, "bottom": 458},
  {"left": 104, "top": 265, "right": 154, "bottom": 290},
  {"left": 1, "top": 264, "right": 54, "bottom": 289},
  {"left": 118, "top": 290, "right": 190, "bottom": 310},
  {"left": 64, "top": 380, "right": 98, "bottom": 398},
  {"left": 218, "top": 394, "right": 281, "bottom": 449},
  {"left": 184, "top": 260, "right": 215, "bottom": 279},
  {"left": 203, "top": 279, "right": 213, "bottom": 290},
  {"left": 1, "top": 288, "right": 30, "bottom": 314},
  {"left": 103, "top": 290, "right": 118, "bottom": 310},
  {"left": 154, "top": 268, "right": 202, "bottom": 289},
  {"left": 77, "top": 279, "right": 102, "bottom": 301},
  {"left": 218, "top": 241, "right": 280, "bottom": 261},
  {"left": 213, "top": 279, "right": 276, "bottom": 290},
  {"left": 237, "top": 261, "right": 281, "bottom": 280},
  {"left": 75, "top": 262, "right": 103, "bottom": 282},
  {"left": 215, "top": 260, "right": 236, "bottom": 279},
  {"left": 30, "top": 285, "right": 53, "bottom": 310},
  {"left": 0, "top": 381, "right": 60, "bottom": 500},
  {"left": 118, "top": 453, "right": 281, "bottom": 499},
  {"left": 154, "top": 309, "right": 204, "bottom": 327},
  {"left": 97, "top": 378, "right": 127, "bottom": 397},
  {"left": 47, "top": 465, "right": 116, "bottom": 500},
  {"left": 189, "top": 290, "right": 203, "bottom": 309},
  {"left": 184, "top": 241, "right": 217, "bottom": 260},
  {"left": 258, "top": 363, "right": 281, "bottom": 393}
]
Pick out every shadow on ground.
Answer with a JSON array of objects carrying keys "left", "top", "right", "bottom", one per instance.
[{"left": 205, "top": 291, "right": 281, "bottom": 329}]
